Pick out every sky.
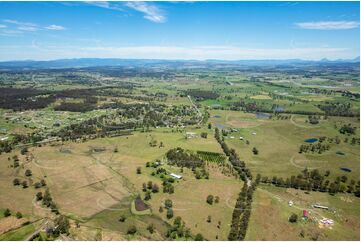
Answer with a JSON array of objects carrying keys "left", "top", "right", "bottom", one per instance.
[{"left": 0, "top": 1, "right": 359, "bottom": 61}]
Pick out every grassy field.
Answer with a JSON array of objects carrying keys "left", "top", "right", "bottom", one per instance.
[
  {"left": 208, "top": 110, "right": 359, "bottom": 181},
  {"left": 246, "top": 185, "right": 360, "bottom": 241},
  {"left": 0, "top": 128, "right": 240, "bottom": 239},
  {"left": 0, "top": 222, "right": 37, "bottom": 241}
]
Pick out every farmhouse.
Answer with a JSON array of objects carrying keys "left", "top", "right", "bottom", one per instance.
[{"left": 170, "top": 173, "right": 182, "bottom": 179}]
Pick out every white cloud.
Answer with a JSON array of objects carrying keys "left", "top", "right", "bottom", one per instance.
[
  {"left": 17, "top": 26, "right": 38, "bottom": 32},
  {"left": 1, "top": 19, "right": 66, "bottom": 34},
  {"left": 45, "top": 25, "right": 66, "bottom": 30},
  {"left": 3, "top": 19, "right": 39, "bottom": 31},
  {"left": 85, "top": 1, "right": 123, "bottom": 11},
  {"left": 296, "top": 21, "right": 359, "bottom": 30},
  {"left": 125, "top": 2, "right": 166, "bottom": 23}
]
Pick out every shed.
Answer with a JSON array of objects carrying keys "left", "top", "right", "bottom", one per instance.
[
  {"left": 312, "top": 204, "right": 329, "bottom": 210},
  {"left": 185, "top": 132, "right": 197, "bottom": 139},
  {"left": 170, "top": 173, "right": 182, "bottom": 179}
]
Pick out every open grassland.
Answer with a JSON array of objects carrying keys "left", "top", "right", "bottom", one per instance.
[
  {"left": 0, "top": 223, "right": 36, "bottom": 241},
  {"left": 246, "top": 185, "right": 360, "bottom": 241},
  {"left": 1, "top": 128, "right": 240, "bottom": 239},
  {"left": 209, "top": 110, "right": 359, "bottom": 181}
]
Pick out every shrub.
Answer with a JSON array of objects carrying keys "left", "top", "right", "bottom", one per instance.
[
  {"left": 206, "top": 195, "right": 214, "bottom": 205},
  {"left": 36, "top": 192, "right": 43, "bottom": 201},
  {"left": 22, "top": 181, "right": 28, "bottom": 188},
  {"left": 164, "top": 199, "right": 172, "bottom": 209},
  {"left": 195, "top": 233, "right": 204, "bottom": 241},
  {"left": 127, "top": 225, "right": 137, "bottom": 235},
  {"left": 16, "top": 212, "right": 22, "bottom": 219},
  {"left": 25, "top": 169, "right": 32, "bottom": 177},
  {"left": 13, "top": 178, "right": 20, "bottom": 186},
  {"left": 147, "top": 224, "right": 154, "bottom": 234},
  {"left": 289, "top": 213, "right": 298, "bottom": 223},
  {"left": 166, "top": 208, "right": 174, "bottom": 219},
  {"left": 4, "top": 208, "right": 11, "bottom": 217}
]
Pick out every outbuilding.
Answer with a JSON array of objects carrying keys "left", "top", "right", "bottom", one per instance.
[{"left": 170, "top": 173, "right": 182, "bottom": 179}]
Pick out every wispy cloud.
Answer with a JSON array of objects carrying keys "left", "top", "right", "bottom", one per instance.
[
  {"left": 85, "top": 1, "right": 123, "bottom": 11},
  {"left": 85, "top": 1, "right": 166, "bottom": 23},
  {"left": 4, "top": 19, "right": 39, "bottom": 31},
  {"left": 45, "top": 25, "right": 66, "bottom": 30},
  {"left": 1, "top": 19, "right": 66, "bottom": 35},
  {"left": 296, "top": 21, "right": 359, "bottom": 30},
  {"left": 125, "top": 1, "right": 166, "bottom": 23}
]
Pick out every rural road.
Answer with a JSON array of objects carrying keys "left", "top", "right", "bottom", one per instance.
[{"left": 187, "top": 95, "right": 203, "bottom": 124}]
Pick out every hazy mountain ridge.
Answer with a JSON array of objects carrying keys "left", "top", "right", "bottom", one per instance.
[{"left": 0, "top": 57, "right": 359, "bottom": 70}]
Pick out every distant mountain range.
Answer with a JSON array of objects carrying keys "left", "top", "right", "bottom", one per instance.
[{"left": 0, "top": 57, "right": 359, "bottom": 70}]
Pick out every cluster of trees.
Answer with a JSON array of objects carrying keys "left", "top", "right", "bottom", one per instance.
[
  {"left": 260, "top": 169, "right": 360, "bottom": 197},
  {"left": 3, "top": 208, "right": 22, "bottom": 219},
  {"left": 53, "top": 215, "right": 70, "bottom": 236},
  {"left": 166, "top": 147, "right": 204, "bottom": 169},
  {"left": 162, "top": 179, "right": 175, "bottom": 194},
  {"left": 0, "top": 87, "right": 56, "bottom": 111},
  {"left": 1, "top": 133, "right": 42, "bottom": 154},
  {"left": 308, "top": 115, "right": 320, "bottom": 125},
  {"left": 145, "top": 163, "right": 176, "bottom": 194},
  {"left": 299, "top": 142, "right": 330, "bottom": 154},
  {"left": 159, "top": 199, "right": 174, "bottom": 220},
  {"left": 165, "top": 216, "right": 199, "bottom": 240},
  {"left": 206, "top": 195, "right": 220, "bottom": 205},
  {"left": 339, "top": 124, "right": 357, "bottom": 135},
  {"left": 194, "top": 167, "right": 209, "bottom": 179},
  {"left": 214, "top": 127, "right": 257, "bottom": 240},
  {"left": 39, "top": 189, "right": 59, "bottom": 214},
  {"left": 142, "top": 181, "right": 159, "bottom": 200},
  {"left": 185, "top": 89, "right": 219, "bottom": 100},
  {"left": 318, "top": 102, "right": 358, "bottom": 117},
  {"left": 228, "top": 181, "right": 257, "bottom": 240},
  {"left": 214, "top": 128, "right": 252, "bottom": 181}
]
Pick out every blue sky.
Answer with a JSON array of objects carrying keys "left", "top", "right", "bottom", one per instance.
[{"left": 0, "top": 1, "right": 359, "bottom": 60}]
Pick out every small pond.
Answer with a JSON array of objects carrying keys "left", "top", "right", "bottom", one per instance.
[
  {"left": 304, "top": 138, "right": 318, "bottom": 143},
  {"left": 336, "top": 151, "right": 345, "bottom": 156},
  {"left": 215, "top": 124, "right": 226, "bottom": 129},
  {"left": 255, "top": 113, "right": 271, "bottom": 118},
  {"left": 340, "top": 167, "right": 352, "bottom": 173}
]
